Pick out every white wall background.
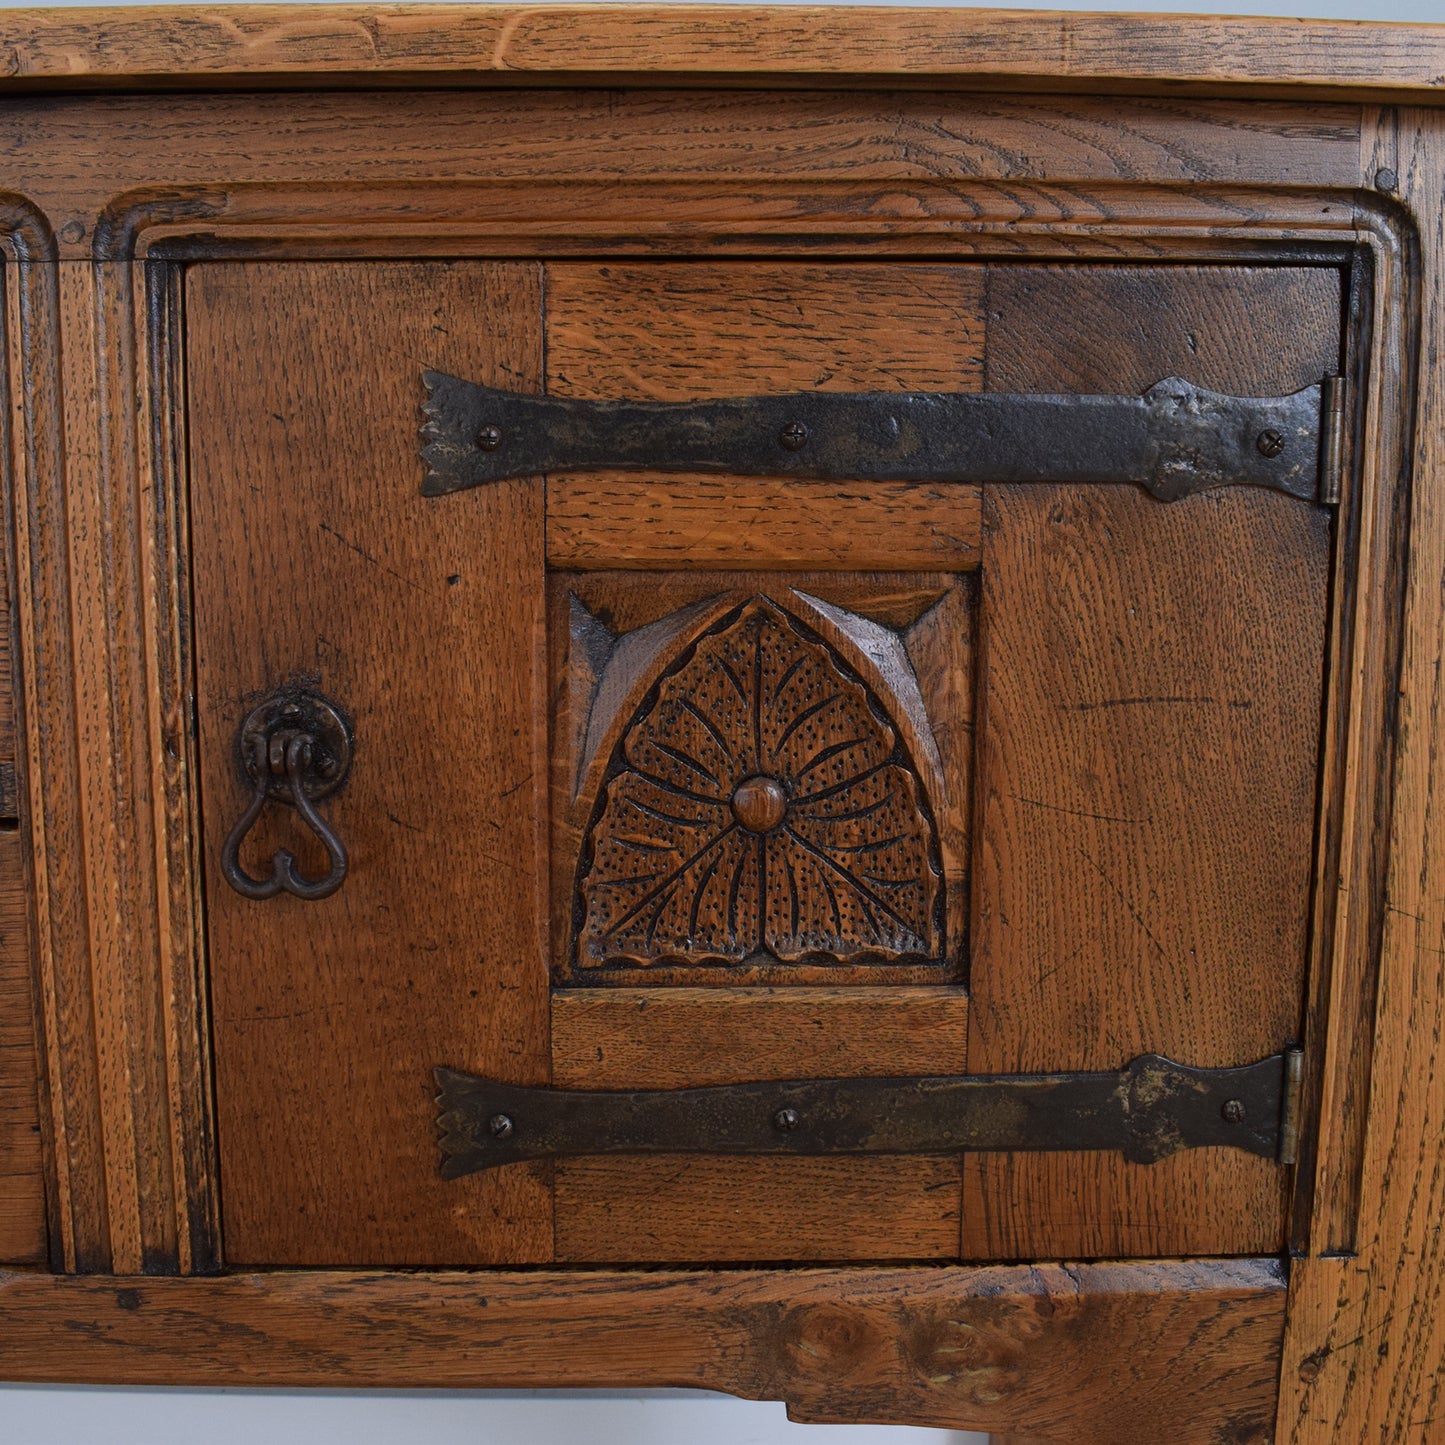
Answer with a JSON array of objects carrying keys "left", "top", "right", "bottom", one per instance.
[{"left": 0, "top": 0, "right": 1428, "bottom": 1439}]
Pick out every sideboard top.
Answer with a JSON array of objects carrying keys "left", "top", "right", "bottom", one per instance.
[{"left": 0, "top": 4, "right": 1443, "bottom": 102}]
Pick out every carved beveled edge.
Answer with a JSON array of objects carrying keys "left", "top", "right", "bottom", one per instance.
[
  {"left": 786, "top": 589, "right": 946, "bottom": 812},
  {"left": 569, "top": 591, "right": 740, "bottom": 803},
  {"left": 0, "top": 194, "right": 57, "bottom": 263},
  {"left": 92, "top": 188, "right": 228, "bottom": 266},
  {"left": 95, "top": 178, "right": 1373, "bottom": 265},
  {"left": 1, "top": 200, "right": 220, "bottom": 1273}
]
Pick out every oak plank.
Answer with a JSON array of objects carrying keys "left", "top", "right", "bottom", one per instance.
[
  {"left": 552, "top": 986, "right": 969, "bottom": 1088},
  {"left": 0, "top": 829, "right": 44, "bottom": 1263},
  {"left": 0, "top": 7, "right": 1436, "bottom": 104},
  {"left": 549, "top": 954, "right": 969, "bottom": 1264},
  {"left": 0, "top": 1260, "right": 1286, "bottom": 1442},
  {"left": 547, "top": 478, "right": 979, "bottom": 573},
  {"left": 0, "top": 92, "right": 1360, "bottom": 265},
  {"left": 555, "top": 1157, "right": 961, "bottom": 1264},
  {"left": 546, "top": 262, "right": 985, "bottom": 402},
  {"left": 965, "top": 264, "right": 1338, "bottom": 1259},
  {"left": 545, "top": 261, "right": 984, "bottom": 572},
  {"left": 188, "top": 262, "right": 551, "bottom": 1267},
  {"left": 552, "top": 985, "right": 968, "bottom": 1264}
]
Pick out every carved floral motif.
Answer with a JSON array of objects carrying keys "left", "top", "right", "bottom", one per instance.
[{"left": 578, "top": 598, "right": 941, "bottom": 970}]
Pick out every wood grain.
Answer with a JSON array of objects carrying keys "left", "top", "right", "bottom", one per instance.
[
  {"left": 964, "top": 264, "right": 1338, "bottom": 1259},
  {"left": 547, "top": 262, "right": 985, "bottom": 401},
  {"left": 0, "top": 498, "right": 13, "bottom": 816},
  {"left": 545, "top": 261, "right": 984, "bottom": 573},
  {"left": 188, "top": 262, "right": 551, "bottom": 1267},
  {"left": 0, "top": 79, "right": 1367, "bottom": 1290},
  {"left": 0, "top": 7, "right": 1437, "bottom": 103},
  {"left": 0, "top": 828, "right": 44, "bottom": 1262},
  {"left": 1277, "top": 106, "right": 1445, "bottom": 1445},
  {"left": 547, "top": 478, "right": 980, "bottom": 572},
  {"left": 555, "top": 1156, "right": 962, "bottom": 1264},
  {"left": 0, "top": 92, "right": 1363, "bottom": 242},
  {"left": 0, "top": 43, "right": 1427, "bottom": 1438},
  {"left": 552, "top": 986, "right": 968, "bottom": 1264},
  {"left": 0, "top": 1260, "right": 1287, "bottom": 1442},
  {"left": 552, "top": 986, "right": 970, "bottom": 1087},
  {"left": 0, "top": 324, "right": 40, "bottom": 1261},
  {"left": 108, "top": 181, "right": 1369, "bottom": 270},
  {"left": 3, "top": 238, "right": 217, "bottom": 1273}
]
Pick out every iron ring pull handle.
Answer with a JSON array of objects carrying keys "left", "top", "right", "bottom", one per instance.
[{"left": 220, "top": 688, "right": 354, "bottom": 902}]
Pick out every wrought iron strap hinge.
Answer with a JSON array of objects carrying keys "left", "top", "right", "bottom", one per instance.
[
  {"left": 434, "top": 1048, "right": 1305, "bottom": 1180},
  {"left": 420, "top": 371, "right": 1338, "bottom": 505}
]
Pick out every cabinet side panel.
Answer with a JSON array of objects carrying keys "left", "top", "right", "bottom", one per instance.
[
  {"left": 966, "top": 264, "right": 1339, "bottom": 1258},
  {"left": 1279, "top": 106, "right": 1445, "bottom": 1445},
  {"left": 188, "top": 262, "right": 551, "bottom": 1266}
]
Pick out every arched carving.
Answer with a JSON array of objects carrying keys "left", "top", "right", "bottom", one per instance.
[{"left": 577, "top": 596, "right": 943, "bottom": 974}]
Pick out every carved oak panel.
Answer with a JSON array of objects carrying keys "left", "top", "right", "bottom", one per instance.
[{"left": 551, "top": 572, "right": 973, "bottom": 986}]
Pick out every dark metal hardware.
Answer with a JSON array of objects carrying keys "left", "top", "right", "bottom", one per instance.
[
  {"left": 434, "top": 1048, "right": 1304, "bottom": 1180},
  {"left": 420, "top": 370, "right": 1336, "bottom": 504},
  {"left": 220, "top": 688, "right": 353, "bottom": 901},
  {"left": 1319, "top": 374, "right": 1349, "bottom": 506}
]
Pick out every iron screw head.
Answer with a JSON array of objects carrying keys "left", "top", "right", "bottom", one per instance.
[
  {"left": 1375, "top": 167, "right": 1399, "bottom": 194},
  {"left": 477, "top": 425, "right": 503, "bottom": 451},
  {"left": 772, "top": 1107, "right": 799, "bottom": 1132},
  {"left": 488, "top": 1113, "right": 515, "bottom": 1139},
  {"left": 1221, "top": 1099, "right": 1247, "bottom": 1125},
  {"left": 779, "top": 421, "right": 810, "bottom": 452},
  {"left": 1256, "top": 429, "right": 1286, "bottom": 459}
]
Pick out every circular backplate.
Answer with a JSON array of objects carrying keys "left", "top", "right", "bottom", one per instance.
[{"left": 237, "top": 689, "right": 354, "bottom": 803}]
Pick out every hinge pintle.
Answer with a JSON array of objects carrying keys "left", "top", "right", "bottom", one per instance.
[
  {"left": 1319, "top": 375, "right": 1348, "bottom": 506},
  {"left": 1278, "top": 1046, "right": 1305, "bottom": 1166}
]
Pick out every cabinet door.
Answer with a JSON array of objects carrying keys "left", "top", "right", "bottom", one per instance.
[
  {"left": 189, "top": 263, "right": 553, "bottom": 1266},
  {"left": 967, "top": 266, "right": 1336, "bottom": 1259},
  {"left": 188, "top": 258, "right": 1336, "bottom": 1267}
]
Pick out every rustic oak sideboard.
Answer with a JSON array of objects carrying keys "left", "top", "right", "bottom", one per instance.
[{"left": 0, "top": 7, "right": 1443, "bottom": 1441}]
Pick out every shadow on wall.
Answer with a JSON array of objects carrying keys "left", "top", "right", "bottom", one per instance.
[{"left": 0, "top": 1388, "right": 986, "bottom": 1444}]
